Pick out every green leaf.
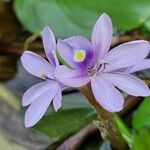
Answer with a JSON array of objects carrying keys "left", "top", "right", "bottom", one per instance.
[
  {"left": 132, "top": 126, "right": 150, "bottom": 150},
  {"left": 138, "top": 25, "right": 150, "bottom": 38},
  {"left": 34, "top": 92, "right": 96, "bottom": 141},
  {"left": 14, "top": 0, "right": 150, "bottom": 38},
  {"left": 132, "top": 97, "right": 150, "bottom": 130},
  {"left": 144, "top": 19, "right": 150, "bottom": 31},
  {"left": 34, "top": 108, "right": 96, "bottom": 141},
  {"left": 113, "top": 113, "right": 132, "bottom": 146}
]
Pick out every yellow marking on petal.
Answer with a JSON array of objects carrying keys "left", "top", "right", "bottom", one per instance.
[
  {"left": 74, "top": 50, "right": 86, "bottom": 62},
  {"left": 40, "top": 73, "right": 47, "bottom": 79}
]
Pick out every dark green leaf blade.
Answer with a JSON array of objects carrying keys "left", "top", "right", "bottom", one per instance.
[
  {"left": 132, "top": 97, "right": 150, "bottom": 130},
  {"left": 34, "top": 108, "right": 96, "bottom": 141},
  {"left": 132, "top": 126, "right": 150, "bottom": 150}
]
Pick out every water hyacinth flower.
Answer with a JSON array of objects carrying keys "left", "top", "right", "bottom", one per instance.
[
  {"left": 21, "top": 27, "right": 67, "bottom": 127},
  {"left": 55, "top": 13, "right": 150, "bottom": 112}
]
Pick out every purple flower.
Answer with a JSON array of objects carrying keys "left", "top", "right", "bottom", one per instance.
[
  {"left": 21, "top": 27, "right": 65, "bottom": 127},
  {"left": 55, "top": 13, "right": 150, "bottom": 112}
]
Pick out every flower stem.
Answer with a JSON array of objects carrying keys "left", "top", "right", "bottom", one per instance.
[
  {"left": 23, "top": 33, "right": 40, "bottom": 51},
  {"left": 79, "top": 84, "right": 127, "bottom": 150}
]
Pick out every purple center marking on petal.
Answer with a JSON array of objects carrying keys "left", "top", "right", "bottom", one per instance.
[{"left": 74, "top": 49, "right": 94, "bottom": 70}]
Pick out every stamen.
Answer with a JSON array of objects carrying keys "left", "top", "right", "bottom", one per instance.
[
  {"left": 88, "top": 60, "right": 109, "bottom": 77},
  {"left": 74, "top": 50, "right": 86, "bottom": 62}
]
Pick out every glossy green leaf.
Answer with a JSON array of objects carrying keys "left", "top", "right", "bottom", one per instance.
[
  {"left": 34, "top": 108, "right": 96, "bottom": 141},
  {"left": 132, "top": 126, "right": 150, "bottom": 150},
  {"left": 14, "top": 0, "right": 150, "bottom": 38},
  {"left": 132, "top": 97, "right": 150, "bottom": 130},
  {"left": 34, "top": 92, "right": 96, "bottom": 141}
]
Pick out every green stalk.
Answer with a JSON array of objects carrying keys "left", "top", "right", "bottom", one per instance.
[{"left": 79, "top": 84, "right": 127, "bottom": 150}]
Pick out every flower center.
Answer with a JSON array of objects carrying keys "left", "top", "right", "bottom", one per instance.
[
  {"left": 74, "top": 50, "right": 86, "bottom": 62},
  {"left": 88, "top": 60, "right": 108, "bottom": 77}
]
